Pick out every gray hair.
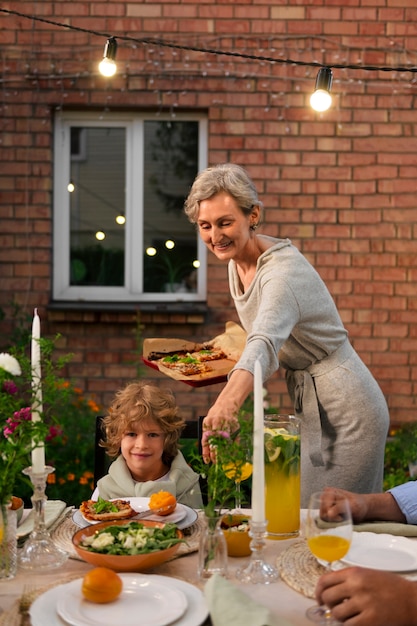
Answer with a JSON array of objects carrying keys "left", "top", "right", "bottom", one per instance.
[{"left": 184, "top": 163, "right": 264, "bottom": 224}]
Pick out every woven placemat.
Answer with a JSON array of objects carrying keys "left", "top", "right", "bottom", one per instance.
[
  {"left": 276, "top": 539, "right": 325, "bottom": 599},
  {"left": 0, "top": 572, "right": 81, "bottom": 626}
]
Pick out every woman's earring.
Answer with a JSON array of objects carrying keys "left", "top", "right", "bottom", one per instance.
[{"left": 250, "top": 223, "right": 258, "bottom": 231}]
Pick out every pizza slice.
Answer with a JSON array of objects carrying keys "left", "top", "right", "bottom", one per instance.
[
  {"left": 159, "top": 353, "right": 212, "bottom": 376},
  {"left": 80, "top": 497, "right": 137, "bottom": 522},
  {"left": 191, "top": 346, "right": 227, "bottom": 362}
]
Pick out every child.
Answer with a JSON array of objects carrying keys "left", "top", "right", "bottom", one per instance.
[{"left": 92, "top": 382, "right": 203, "bottom": 508}]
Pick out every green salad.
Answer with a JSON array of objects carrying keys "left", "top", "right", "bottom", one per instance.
[{"left": 80, "top": 521, "right": 183, "bottom": 556}]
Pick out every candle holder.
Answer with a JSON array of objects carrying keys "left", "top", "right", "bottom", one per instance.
[
  {"left": 19, "top": 465, "right": 68, "bottom": 570},
  {"left": 235, "top": 520, "right": 279, "bottom": 584}
]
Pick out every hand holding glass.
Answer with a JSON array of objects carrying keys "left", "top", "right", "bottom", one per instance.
[{"left": 304, "top": 491, "right": 353, "bottom": 624}]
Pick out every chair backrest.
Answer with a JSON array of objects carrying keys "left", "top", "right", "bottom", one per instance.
[{"left": 93, "top": 414, "right": 204, "bottom": 486}]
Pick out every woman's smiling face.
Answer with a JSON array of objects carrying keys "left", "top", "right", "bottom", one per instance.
[{"left": 197, "top": 191, "right": 259, "bottom": 263}]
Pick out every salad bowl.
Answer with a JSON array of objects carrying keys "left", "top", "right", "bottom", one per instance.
[{"left": 72, "top": 518, "right": 183, "bottom": 572}]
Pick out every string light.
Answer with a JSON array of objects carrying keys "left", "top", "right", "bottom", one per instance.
[
  {"left": 310, "top": 67, "right": 333, "bottom": 112},
  {"left": 98, "top": 37, "right": 117, "bottom": 77},
  {"left": 2, "top": 9, "right": 417, "bottom": 78}
]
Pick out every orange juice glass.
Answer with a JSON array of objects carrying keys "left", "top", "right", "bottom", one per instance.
[{"left": 264, "top": 414, "right": 301, "bottom": 539}]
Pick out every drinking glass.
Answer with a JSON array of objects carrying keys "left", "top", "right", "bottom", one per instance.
[
  {"left": 222, "top": 443, "right": 252, "bottom": 510},
  {"left": 264, "top": 414, "right": 301, "bottom": 538},
  {"left": 304, "top": 491, "right": 353, "bottom": 624}
]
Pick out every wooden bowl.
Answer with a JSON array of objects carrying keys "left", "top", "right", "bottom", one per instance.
[
  {"left": 221, "top": 513, "right": 251, "bottom": 557},
  {"left": 72, "top": 519, "right": 183, "bottom": 572}
]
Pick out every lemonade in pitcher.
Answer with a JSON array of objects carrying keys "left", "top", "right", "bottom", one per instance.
[{"left": 264, "top": 415, "right": 301, "bottom": 539}]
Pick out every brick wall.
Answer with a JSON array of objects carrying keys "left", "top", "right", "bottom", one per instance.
[{"left": 0, "top": 1, "right": 416, "bottom": 425}]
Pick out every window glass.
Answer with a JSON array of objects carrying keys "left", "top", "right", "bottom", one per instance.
[
  {"left": 70, "top": 127, "right": 126, "bottom": 287},
  {"left": 53, "top": 112, "right": 207, "bottom": 303},
  {"left": 143, "top": 120, "right": 199, "bottom": 294}
]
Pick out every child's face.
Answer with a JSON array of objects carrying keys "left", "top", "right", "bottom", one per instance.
[{"left": 120, "top": 418, "right": 166, "bottom": 481}]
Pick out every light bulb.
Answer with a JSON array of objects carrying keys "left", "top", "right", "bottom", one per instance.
[
  {"left": 310, "top": 89, "right": 332, "bottom": 112},
  {"left": 115, "top": 214, "right": 125, "bottom": 225},
  {"left": 310, "top": 67, "right": 333, "bottom": 112},
  {"left": 99, "top": 37, "right": 117, "bottom": 77}
]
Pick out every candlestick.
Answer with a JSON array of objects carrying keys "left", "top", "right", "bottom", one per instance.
[
  {"left": 19, "top": 466, "right": 68, "bottom": 570},
  {"left": 31, "top": 308, "right": 45, "bottom": 473},
  {"left": 251, "top": 359, "right": 265, "bottom": 523}
]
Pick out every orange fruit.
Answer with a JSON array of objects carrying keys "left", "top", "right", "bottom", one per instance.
[
  {"left": 149, "top": 491, "right": 177, "bottom": 515},
  {"left": 81, "top": 567, "right": 123, "bottom": 603}
]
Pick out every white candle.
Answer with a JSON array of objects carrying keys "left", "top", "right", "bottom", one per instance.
[
  {"left": 251, "top": 359, "right": 265, "bottom": 523},
  {"left": 31, "top": 308, "right": 45, "bottom": 473}
]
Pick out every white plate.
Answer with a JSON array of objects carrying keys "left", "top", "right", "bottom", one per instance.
[
  {"left": 73, "top": 499, "right": 198, "bottom": 530},
  {"left": 55, "top": 576, "right": 187, "bottom": 626},
  {"left": 80, "top": 497, "right": 187, "bottom": 526},
  {"left": 30, "top": 574, "right": 208, "bottom": 626},
  {"left": 335, "top": 532, "right": 417, "bottom": 572}
]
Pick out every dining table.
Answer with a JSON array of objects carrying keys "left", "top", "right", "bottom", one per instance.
[
  {"left": 0, "top": 505, "right": 322, "bottom": 626},
  {"left": 1, "top": 504, "right": 417, "bottom": 626}
]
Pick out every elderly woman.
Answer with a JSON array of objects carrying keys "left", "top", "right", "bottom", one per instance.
[{"left": 184, "top": 163, "right": 389, "bottom": 506}]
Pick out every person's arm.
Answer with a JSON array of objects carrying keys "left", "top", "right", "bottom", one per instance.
[
  {"left": 201, "top": 368, "right": 253, "bottom": 462},
  {"left": 316, "top": 567, "right": 417, "bottom": 626},
  {"left": 320, "top": 487, "right": 406, "bottom": 523}
]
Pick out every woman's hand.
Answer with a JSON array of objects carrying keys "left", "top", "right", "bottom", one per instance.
[
  {"left": 316, "top": 567, "right": 417, "bottom": 626},
  {"left": 202, "top": 411, "right": 239, "bottom": 463},
  {"left": 201, "top": 368, "right": 254, "bottom": 463}
]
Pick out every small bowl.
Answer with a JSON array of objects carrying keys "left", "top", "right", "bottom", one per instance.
[
  {"left": 9, "top": 496, "right": 24, "bottom": 524},
  {"left": 72, "top": 519, "right": 183, "bottom": 572},
  {"left": 221, "top": 513, "right": 251, "bottom": 557}
]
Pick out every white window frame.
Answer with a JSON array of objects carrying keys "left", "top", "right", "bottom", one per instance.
[{"left": 53, "top": 111, "right": 207, "bottom": 303}]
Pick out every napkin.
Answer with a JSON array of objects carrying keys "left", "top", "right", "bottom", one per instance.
[
  {"left": 204, "top": 573, "right": 293, "bottom": 626},
  {"left": 17, "top": 500, "right": 67, "bottom": 538},
  {"left": 354, "top": 522, "right": 417, "bottom": 537}
]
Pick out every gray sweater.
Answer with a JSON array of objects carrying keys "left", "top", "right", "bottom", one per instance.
[
  {"left": 229, "top": 237, "right": 389, "bottom": 506},
  {"left": 96, "top": 451, "right": 203, "bottom": 509}
]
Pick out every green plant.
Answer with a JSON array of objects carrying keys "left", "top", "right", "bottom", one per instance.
[
  {"left": 189, "top": 410, "right": 254, "bottom": 517},
  {"left": 45, "top": 383, "right": 100, "bottom": 506},
  {"left": 384, "top": 424, "right": 417, "bottom": 490},
  {"left": 0, "top": 306, "right": 101, "bottom": 507},
  {"left": 0, "top": 342, "right": 74, "bottom": 506}
]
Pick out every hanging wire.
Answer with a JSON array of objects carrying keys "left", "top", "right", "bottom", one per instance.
[{"left": 2, "top": 7, "right": 417, "bottom": 75}]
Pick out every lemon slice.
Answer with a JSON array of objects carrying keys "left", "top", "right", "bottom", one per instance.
[{"left": 265, "top": 439, "right": 281, "bottom": 462}]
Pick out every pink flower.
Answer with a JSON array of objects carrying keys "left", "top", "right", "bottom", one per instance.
[
  {"left": 2, "top": 380, "right": 18, "bottom": 395},
  {"left": 4, "top": 407, "right": 32, "bottom": 437},
  {"left": 46, "top": 424, "right": 63, "bottom": 442}
]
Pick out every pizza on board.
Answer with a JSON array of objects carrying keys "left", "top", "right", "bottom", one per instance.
[{"left": 80, "top": 498, "right": 137, "bottom": 522}]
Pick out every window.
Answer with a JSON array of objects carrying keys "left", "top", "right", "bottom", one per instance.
[{"left": 53, "top": 111, "right": 207, "bottom": 302}]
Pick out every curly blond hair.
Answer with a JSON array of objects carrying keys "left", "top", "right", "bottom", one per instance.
[{"left": 100, "top": 382, "right": 185, "bottom": 466}]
